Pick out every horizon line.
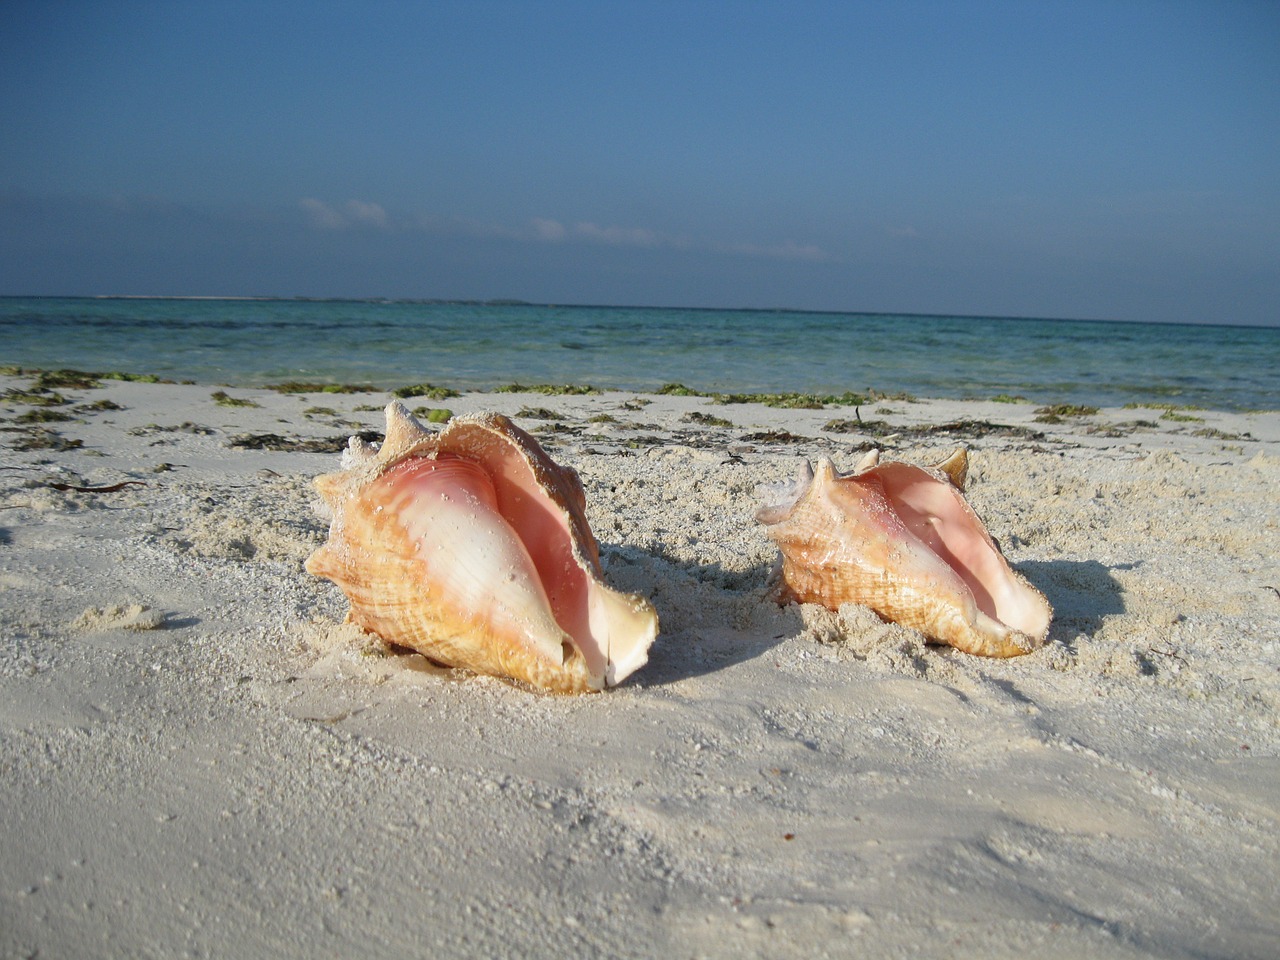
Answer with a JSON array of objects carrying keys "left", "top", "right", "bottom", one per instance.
[{"left": 1, "top": 293, "right": 1275, "bottom": 331}]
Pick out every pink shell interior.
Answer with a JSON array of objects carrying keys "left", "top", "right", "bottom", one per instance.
[
  {"left": 379, "top": 439, "right": 608, "bottom": 680},
  {"left": 871, "top": 462, "right": 1045, "bottom": 639}
]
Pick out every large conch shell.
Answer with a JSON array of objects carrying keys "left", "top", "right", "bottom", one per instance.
[
  {"left": 756, "top": 448, "right": 1052, "bottom": 657},
  {"left": 306, "top": 402, "right": 659, "bottom": 693}
]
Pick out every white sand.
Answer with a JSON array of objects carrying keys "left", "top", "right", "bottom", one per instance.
[{"left": 1, "top": 373, "right": 1277, "bottom": 958}]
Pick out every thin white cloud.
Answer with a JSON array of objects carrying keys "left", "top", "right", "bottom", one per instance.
[
  {"left": 303, "top": 201, "right": 827, "bottom": 263},
  {"left": 529, "top": 217, "right": 694, "bottom": 250},
  {"left": 572, "top": 221, "right": 662, "bottom": 248},
  {"left": 343, "top": 199, "right": 389, "bottom": 228},
  {"left": 299, "top": 198, "right": 390, "bottom": 230},
  {"left": 531, "top": 218, "right": 567, "bottom": 241},
  {"left": 299, "top": 198, "right": 346, "bottom": 229},
  {"left": 530, "top": 218, "right": 660, "bottom": 247}
]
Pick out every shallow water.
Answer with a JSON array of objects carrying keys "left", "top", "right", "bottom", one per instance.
[{"left": 4, "top": 297, "right": 1277, "bottom": 410}]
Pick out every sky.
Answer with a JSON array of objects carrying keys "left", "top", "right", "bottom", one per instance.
[{"left": 1, "top": 0, "right": 1278, "bottom": 325}]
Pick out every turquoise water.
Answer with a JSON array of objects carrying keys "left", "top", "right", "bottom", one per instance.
[{"left": 3, "top": 297, "right": 1277, "bottom": 410}]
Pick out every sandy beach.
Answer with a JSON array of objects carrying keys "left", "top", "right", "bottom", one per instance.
[{"left": 2, "top": 371, "right": 1277, "bottom": 959}]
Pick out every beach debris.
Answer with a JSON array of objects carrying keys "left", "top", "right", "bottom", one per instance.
[
  {"left": 211, "top": 390, "right": 260, "bottom": 408},
  {"left": 514, "top": 406, "right": 564, "bottom": 420},
  {"left": 740, "top": 430, "right": 812, "bottom": 445},
  {"left": 822, "top": 417, "right": 1046, "bottom": 443},
  {"left": 305, "top": 402, "right": 659, "bottom": 693},
  {"left": 756, "top": 448, "right": 1052, "bottom": 657},
  {"left": 1192, "top": 426, "right": 1253, "bottom": 441},
  {"left": 4, "top": 367, "right": 169, "bottom": 389},
  {"left": 16, "top": 409, "right": 74, "bottom": 423},
  {"left": 265, "top": 381, "right": 380, "bottom": 394},
  {"left": 5, "top": 427, "right": 83, "bottom": 452},
  {"left": 656, "top": 383, "right": 872, "bottom": 409},
  {"left": 390, "top": 382, "right": 460, "bottom": 400},
  {"left": 72, "top": 603, "right": 166, "bottom": 631},
  {"left": 127, "top": 422, "right": 217, "bottom": 437},
  {"left": 228, "top": 431, "right": 378, "bottom": 453},
  {"left": 1034, "top": 403, "right": 1099, "bottom": 423},
  {"left": 3, "top": 387, "right": 71, "bottom": 406},
  {"left": 73, "top": 399, "right": 124, "bottom": 413},
  {"left": 46, "top": 480, "right": 146, "bottom": 493},
  {"left": 494, "top": 383, "right": 600, "bottom": 396},
  {"left": 681, "top": 411, "right": 734, "bottom": 428},
  {"left": 410, "top": 407, "right": 452, "bottom": 424}
]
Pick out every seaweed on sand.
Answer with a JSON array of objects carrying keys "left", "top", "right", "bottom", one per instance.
[
  {"left": 390, "top": 383, "right": 460, "bottom": 401},
  {"left": 494, "top": 383, "right": 600, "bottom": 396},
  {"left": 228, "top": 431, "right": 381, "bottom": 453}
]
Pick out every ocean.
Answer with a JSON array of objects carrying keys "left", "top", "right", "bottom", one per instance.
[{"left": 3, "top": 297, "right": 1277, "bottom": 411}]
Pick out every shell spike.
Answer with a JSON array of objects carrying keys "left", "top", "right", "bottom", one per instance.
[
  {"left": 379, "top": 400, "right": 433, "bottom": 463},
  {"left": 853, "top": 448, "right": 880, "bottom": 474},
  {"left": 755, "top": 459, "right": 816, "bottom": 525},
  {"left": 936, "top": 447, "right": 969, "bottom": 491}
]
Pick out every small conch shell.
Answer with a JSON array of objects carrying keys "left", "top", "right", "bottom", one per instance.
[
  {"left": 756, "top": 448, "right": 1052, "bottom": 657},
  {"left": 306, "top": 402, "right": 659, "bottom": 693}
]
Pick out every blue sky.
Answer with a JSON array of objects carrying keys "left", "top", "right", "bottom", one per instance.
[{"left": 1, "top": 1, "right": 1277, "bottom": 324}]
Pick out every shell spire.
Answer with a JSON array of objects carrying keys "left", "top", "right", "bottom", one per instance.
[
  {"left": 756, "top": 448, "right": 1051, "bottom": 657},
  {"left": 306, "top": 402, "right": 659, "bottom": 693}
]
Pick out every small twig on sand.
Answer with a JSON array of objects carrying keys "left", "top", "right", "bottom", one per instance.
[{"left": 47, "top": 481, "right": 147, "bottom": 493}]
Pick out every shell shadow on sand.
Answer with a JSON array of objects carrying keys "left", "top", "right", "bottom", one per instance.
[
  {"left": 1015, "top": 559, "right": 1127, "bottom": 645},
  {"left": 600, "top": 544, "right": 797, "bottom": 687},
  {"left": 621, "top": 554, "right": 1126, "bottom": 687}
]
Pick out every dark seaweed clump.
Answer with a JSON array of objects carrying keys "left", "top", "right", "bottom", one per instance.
[
  {"left": 228, "top": 431, "right": 381, "bottom": 453},
  {"left": 494, "top": 383, "right": 601, "bottom": 396},
  {"left": 266, "top": 382, "right": 379, "bottom": 394}
]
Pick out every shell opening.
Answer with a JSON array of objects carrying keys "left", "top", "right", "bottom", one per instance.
[
  {"left": 873, "top": 462, "right": 1049, "bottom": 639},
  {"left": 445, "top": 437, "right": 634, "bottom": 685},
  {"left": 373, "top": 454, "right": 575, "bottom": 669}
]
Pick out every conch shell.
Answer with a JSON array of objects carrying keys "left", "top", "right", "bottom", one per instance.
[
  {"left": 756, "top": 448, "right": 1052, "bottom": 657},
  {"left": 306, "top": 402, "right": 659, "bottom": 693}
]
